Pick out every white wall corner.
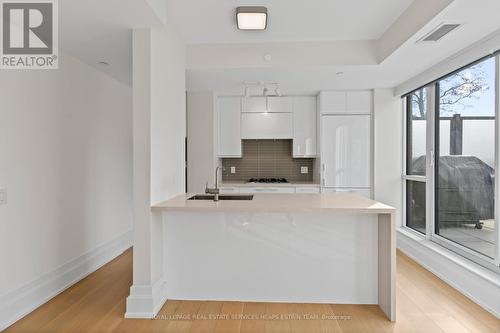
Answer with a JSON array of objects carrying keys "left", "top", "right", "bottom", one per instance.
[
  {"left": 397, "top": 229, "right": 500, "bottom": 318},
  {"left": 0, "top": 230, "right": 133, "bottom": 331},
  {"left": 125, "top": 278, "right": 168, "bottom": 319}
]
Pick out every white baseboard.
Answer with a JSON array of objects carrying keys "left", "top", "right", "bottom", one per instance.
[
  {"left": 0, "top": 230, "right": 133, "bottom": 331},
  {"left": 397, "top": 228, "right": 500, "bottom": 318},
  {"left": 125, "top": 278, "right": 167, "bottom": 319}
]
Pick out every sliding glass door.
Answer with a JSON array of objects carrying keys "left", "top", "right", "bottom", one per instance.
[
  {"left": 404, "top": 55, "right": 499, "bottom": 270},
  {"left": 435, "top": 57, "right": 497, "bottom": 259}
]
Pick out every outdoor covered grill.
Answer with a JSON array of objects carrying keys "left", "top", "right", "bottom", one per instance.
[{"left": 412, "top": 155, "right": 495, "bottom": 229}]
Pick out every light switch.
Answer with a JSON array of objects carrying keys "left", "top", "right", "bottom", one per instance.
[
  {"left": 300, "top": 166, "right": 308, "bottom": 174},
  {"left": 0, "top": 189, "right": 6, "bottom": 205},
  {"left": 230, "top": 166, "right": 236, "bottom": 174}
]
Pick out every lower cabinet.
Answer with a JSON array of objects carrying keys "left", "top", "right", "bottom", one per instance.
[
  {"left": 321, "top": 187, "right": 372, "bottom": 199},
  {"left": 219, "top": 187, "right": 240, "bottom": 194},
  {"left": 239, "top": 187, "right": 296, "bottom": 194},
  {"left": 295, "top": 187, "right": 321, "bottom": 194},
  {"left": 219, "top": 186, "right": 321, "bottom": 194}
]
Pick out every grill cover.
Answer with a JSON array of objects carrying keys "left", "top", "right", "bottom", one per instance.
[{"left": 413, "top": 155, "right": 494, "bottom": 225}]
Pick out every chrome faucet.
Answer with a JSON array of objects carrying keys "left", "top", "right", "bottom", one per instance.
[{"left": 205, "top": 166, "right": 225, "bottom": 201}]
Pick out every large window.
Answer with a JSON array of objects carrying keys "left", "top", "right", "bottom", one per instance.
[
  {"left": 405, "top": 88, "right": 429, "bottom": 234},
  {"left": 435, "top": 57, "right": 496, "bottom": 258},
  {"left": 404, "top": 55, "right": 499, "bottom": 270}
]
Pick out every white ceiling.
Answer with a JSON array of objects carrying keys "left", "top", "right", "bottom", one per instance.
[
  {"left": 58, "top": 0, "right": 500, "bottom": 93},
  {"left": 166, "top": 0, "right": 413, "bottom": 44},
  {"left": 59, "top": 0, "right": 165, "bottom": 85},
  {"left": 187, "top": 0, "right": 500, "bottom": 94}
]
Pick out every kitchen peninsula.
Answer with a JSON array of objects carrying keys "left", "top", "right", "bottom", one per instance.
[{"left": 151, "top": 193, "right": 396, "bottom": 321}]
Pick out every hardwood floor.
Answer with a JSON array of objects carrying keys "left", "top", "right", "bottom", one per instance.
[{"left": 4, "top": 249, "right": 499, "bottom": 333}]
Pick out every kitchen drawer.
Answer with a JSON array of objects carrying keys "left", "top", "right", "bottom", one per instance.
[
  {"left": 239, "top": 187, "right": 296, "bottom": 194},
  {"left": 219, "top": 187, "right": 240, "bottom": 194},
  {"left": 321, "top": 188, "right": 372, "bottom": 198},
  {"left": 295, "top": 187, "right": 320, "bottom": 194}
]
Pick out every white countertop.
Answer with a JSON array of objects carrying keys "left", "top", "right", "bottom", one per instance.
[
  {"left": 220, "top": 181, "right": 320, "bottom": 188},
  {"left": 152, "top": 193, "right": 395, "bottom": 214}
]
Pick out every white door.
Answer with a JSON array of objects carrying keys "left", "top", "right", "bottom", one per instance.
[
  {"left": 293, "top": 96, "right": 317, "bottom": 157},
  {"left": 217, "top": 97, "right": 242, "bottom": 157},
  {"left": 321, "top": 115, "right": 371, "bottom": 187}
]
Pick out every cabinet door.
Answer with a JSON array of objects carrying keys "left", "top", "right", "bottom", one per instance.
[
  {"left": 295, "top": 187, "right": 320, "bottom": 194},
  {"left": 241, "top": 97, "right": 267, "bottom": 112},
  {"left": 346, "top": 91, "right": 372, "bottom": 114},
  {"left": 219, "top": 187, "right": 240, "bottom": 194},
  {"left": 241, "top": 113, "right": 293, "bottom": 139},
  {"left": 320, "top": 91, "right": 346, "bottom": 114},
  {"left": 321, "top": 187, "right": 371, "bottom": 198},
  {"left": 217, "top": 97, "right": 242, "bottom": 157},
  {"left": 239, "top": 187, "right": 296, "bottom": 194},
  {"left": 321, "top": 115, "right": 371, "bottom": 187},
  {"left": 267, "top": 97, "right": 292, "bottom": 113},
  {"left": 293, "top": 96, "right": 317, "bottom": 157}
]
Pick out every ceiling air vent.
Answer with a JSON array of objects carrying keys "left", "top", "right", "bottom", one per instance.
[{"left": 420, "top": 23, "right": 460, "bottom": 42}]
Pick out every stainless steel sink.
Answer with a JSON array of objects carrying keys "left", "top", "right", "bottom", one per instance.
[{"left": 188, "top": 194, "right": 254, "bottom": 201}]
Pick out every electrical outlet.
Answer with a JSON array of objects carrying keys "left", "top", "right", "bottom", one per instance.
[
  {"left": 230, "top": 166, "right": 236, "bottom": 174},
  {"left": 0, "top": 189, "right": 6, "bottom": 205},
  {"left": 300, "top": 166, "right": 308, "bottom": 174}
]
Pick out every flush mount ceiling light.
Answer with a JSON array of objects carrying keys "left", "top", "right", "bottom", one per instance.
[{"left": 236, "top": 6, "right": 267, "bottom": 30}]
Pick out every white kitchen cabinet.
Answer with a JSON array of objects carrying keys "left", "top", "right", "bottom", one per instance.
[
  {"left": 267, "top": 96, "right": 292, "bottom": 113},
  {"left": 320, "top": 91, "right": 372, "bottom": 114},
  {"left": 238, "top": 187, "right": 296, "bottom": 194},
  {"left": 293, "top": 96, "right": 317, "bottom": 157},
  {"left": 295, "top": 187, "right": 321, "bottom": 194},
  {"left": 320, "top": 91, "right": 346, "bottom": 114},
  {"left": 219, "top": 187, "right": 240, "bottom": 194},
  {"left": 217, "top": 97, "right": 242, "bottom": 157},
  {"left": 346, "top": 91, "right": 372, "bottom": 114},
  {"left": 241, "top": 112, "right": 293, "bottom": 139},
  {"left": 321, "top": 187, "right": 371, "bottom": 198},
  {"left": 241, "top": 97, "right": 267, "bottom": 113},
  {"left": 321, "top": 115, "right": 371, "bottom": 187}
]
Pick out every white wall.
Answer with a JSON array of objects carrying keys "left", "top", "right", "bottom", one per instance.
[
  {"left": 374, "top": 89, "right": 403, "bottom": 227},
  {"left": 0, "top": 53, "right": 133, "bottom": 328},
  {"left": 150, "top": 28, "right": 187, "bottom": 204},
  {"left": 187, "top": 91, "right": 216, "bottom": 193},
  {"left": 127, "top": 25, "right": 186, "bottom": 318}
]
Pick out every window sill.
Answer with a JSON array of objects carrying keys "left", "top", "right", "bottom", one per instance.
[{"left": 397, "top": 227, "right": 500, "bottom": 287}]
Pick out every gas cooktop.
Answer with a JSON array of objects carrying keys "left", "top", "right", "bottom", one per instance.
[{"left": 247, "top": 178, "right": 289, "bottom": 183}]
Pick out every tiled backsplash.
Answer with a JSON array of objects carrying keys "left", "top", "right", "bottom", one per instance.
[{"left": 222, "top": 140, "right": 314, "bottom": 182}]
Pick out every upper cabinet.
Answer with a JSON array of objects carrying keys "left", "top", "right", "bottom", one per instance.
[
  {"left": 293, "top": 96, "right": 317, "bottom": 158},
  {"left": 319, "top": 91, "right": 345, "bottom": 114},
  {"left": 242, "top": 96, "right": 293, "bottom": 113},
  {"left": 241, "top": 97, "right": 267, "bottom": 113},
  {"left": 320, "top": 91, "right": 372, "bottom": 114},
  {"left": 241, "top": 112, "right": 293, "bottom": 139},
  {"left": 217, "top": 97, "right": 242, "bottom": 157},
  {"left": 346, "top": 91, "right": 372, "bottom": 114},
  {"left": 267, "top": 96, "right": 292, "bottom": 113}
]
